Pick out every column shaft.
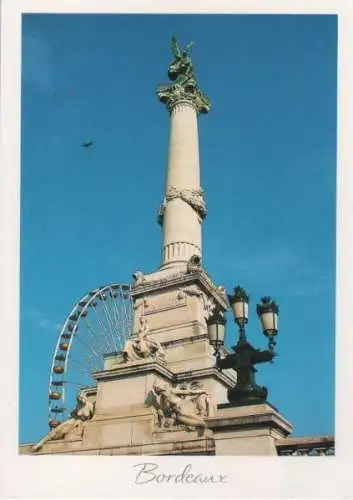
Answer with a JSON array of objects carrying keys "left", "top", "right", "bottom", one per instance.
[{"left": 161, "top": 101, "right": 202, "bottom": 269}]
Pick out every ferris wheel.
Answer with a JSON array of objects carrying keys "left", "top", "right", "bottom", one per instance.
[{"left": 48, "top": 283, "right": 133, "bottom": 429}]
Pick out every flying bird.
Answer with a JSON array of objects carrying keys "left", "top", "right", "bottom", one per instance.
[{"left": 81, "top": 140, "right": 94, "bottom": 149}]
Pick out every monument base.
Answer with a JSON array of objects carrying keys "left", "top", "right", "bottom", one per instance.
[
  {"left": 208, "top": 403, "right": 292, "bottom": 455},
  {"left": 20, "top": 360, "right": 292, "bottom": 456}
]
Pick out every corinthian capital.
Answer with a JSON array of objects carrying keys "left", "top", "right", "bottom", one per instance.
[{"left": 156, "top": 82, "right": 211, "bottom": 114}]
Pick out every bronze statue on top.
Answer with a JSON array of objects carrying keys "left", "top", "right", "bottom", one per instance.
[
  {"left": 157, "top": 36, "right": 211, "bottom": 114},
  {"left": 168, "top": 36, "right": 196, "bottom": 88}
]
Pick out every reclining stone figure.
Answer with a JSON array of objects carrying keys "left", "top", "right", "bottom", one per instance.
[
  {"left": 32, "top": 392, "right": 94, "bottom": 452},
  {"left": 151, "top": 381, "right": 213, "bottom": 432}
]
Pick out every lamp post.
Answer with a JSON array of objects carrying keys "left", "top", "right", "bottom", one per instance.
[
  {"left": 207, "top": 311, "right": 226, "bottom": 361},
  {"left": 214, "top": 286, "right": 279, "bottom": 407},
  {"left": 256, "top": 296, "right": 279, "bottom": 351}
]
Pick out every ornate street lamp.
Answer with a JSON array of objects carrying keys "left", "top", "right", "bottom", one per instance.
[
  {"left": 207, "top": 310, "right": 226, "bottom": 361},
  {"left": 257, "top": 296, "right": 279, "bottom": 351},
  {"left": 229, "top": 286, "right": 249, "bottom": 341},
  {"left": 216, "top": 285, "right": 279, "bottom": 407}
]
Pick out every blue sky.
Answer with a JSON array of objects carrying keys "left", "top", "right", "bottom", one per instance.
[{"left": 20, "top": 14, "right": 337, "bottom": 444}]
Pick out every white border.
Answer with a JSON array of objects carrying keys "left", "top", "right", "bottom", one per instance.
[{"left": 1, "top": 0, "right": 352, "bottom": 498}]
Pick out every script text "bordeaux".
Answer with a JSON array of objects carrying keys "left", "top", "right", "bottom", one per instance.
[{"left": 133, "top": 462, "right": 227, "bottom": 485}]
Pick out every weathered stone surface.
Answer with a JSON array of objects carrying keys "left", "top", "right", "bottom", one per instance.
[
  {"left": 20, "top": 368, "right": 293, "bottom": 456},
  {"left": 208, "top": 403, "right": 293, "bottom": 456}
]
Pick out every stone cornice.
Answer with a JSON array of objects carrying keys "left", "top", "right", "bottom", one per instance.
[
  {"left": 207, "top": 403, "right": 293, "bottom": 436},
  {"left": 174, "top": 366, "right": 236, "bottom": 387},
  {"left": 20, "top": 436, "right": 215, "bottom": 456},
  {"left": 94, "top": 358, "right": 236, "bottom": 388},
  {"left": 93, "top": 359, "right": 174, "bottom": 383},
  {"left": 276, "top": 435, "right": 334, "bottom": 448},
  {"left": 80, "top": 386, "right": 97, "bottom": 397},
  {"left": 161, "top": 333, "right": 209, "bottom": 348},
  {"left": 103, "top": 331, "right": 231, "bottom": 361},
  {"left": 132, "top": 269, "right": 229, "bottom": 311},
  {"left": 207, "top": 408, "right": 293, "bottom": 436}
]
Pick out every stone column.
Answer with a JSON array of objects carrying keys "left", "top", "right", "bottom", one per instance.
[{"left": 157, "top": 82, "right": 210, "bottom": 270}]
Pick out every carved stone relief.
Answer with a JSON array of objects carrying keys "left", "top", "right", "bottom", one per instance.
[
  {"left": 122, "top": 316, "right": 166, "bottom": 363},
  {"left": 149, "top": 381, "right": 214, "bottom": 432},
  {"left": 178, "top": 286, "right": 216, "bottom": 325},
  {"left": 133, "top": 291, "right": 187, "bottom": 318},
  {"left": 158, "top": 185, "right": 207, "bottom": 225},
  {"left": 187, "top": 254, "right": 202, "bottom": 273},
  {"left": 133, "top": 297, "right": 149, "bottom": 313},
  {"left": 132, "top": 271, "right": 146, "bottom": 287}
]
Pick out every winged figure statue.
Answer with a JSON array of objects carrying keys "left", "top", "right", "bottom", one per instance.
[
  {"left": 168, "top": 35, "right": 196, "bottom": 85},
  {"left": 156, "top": 35, "right": 211, "bottom": 114}
]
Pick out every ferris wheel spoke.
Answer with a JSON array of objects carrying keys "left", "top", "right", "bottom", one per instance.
[
  {"left": 111, "top": 291, "right": 128, "bottom": 341},
  {"left": 90, "top": 298, "right": 117, "bottom": 353},
  {"left": 112, "top": 285, "right": 132, "bottom": 343},
  {"left": 70, "top": 355, "right": 100, "bottom": 375},
  {"left": 82, "top": 315, "right": 111, "bottom": 355},
  {"left": 106, "top": 288, "right": 123, "bottom": 341},
  {"left": 70, "top": 356, "right": 91, "bottom": 369},
  {"left": 82, "top": 350, "right": 98, "bottom": 365},
  {"left": 62, "top": 379, "right": 84, "bottom": 387},
  {"left": 111, "top": 300, "right": 128, "bottom": 347},
  {"left": 72, "top": 329, "right": 105, "bottom": 361},
  {"left": 78, "top": 368, "right": 94, "bottom": 379},
  {"left": 117, "top": 290, "right": 131, "bottom": 342},
  {"left": 73, "top": 360, "right": 96, "bottom": 378},
  {"left": 97, "top": 290, "right": 119, "bottom": 352},
  {"left": 83, "top": 323, "right": 108, "bottom": 358},
  {"left": 120, "top": 287, "right": 132, "bottom": 334}
]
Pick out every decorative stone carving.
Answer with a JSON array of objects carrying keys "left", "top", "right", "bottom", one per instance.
[
  {"left": 157, "top": 83, "right": 211, "bottom": 115},
  {"left": 178, "top": 285, "right": 216, "bottom": 325},
  {"left": 176, "top": 289, "right": 186, "bottom": 301},
  {"left": 132, "top": 271, "right": 146, "bottom": 287},
  {"left": 187, "top": 254, "right": 202, "bottom": 273},
  {"left": 158, "top": 186, "right": 207, "bottom": 225},
  {"left": 216, "top": 285, "right": 230, "bottom": 307},
  {"left": 178, "top": 286, "right": 202, "bottom": 301},
  {"left": 139, "top": 293, "right": 186, "bottom": 316},
  {"left": 216, "top": 285, "right": 226, "bottom": 296},
  {"left": 123, "top": 317, "right": 165, "bottom": 362},
  {"left": 32, "top": 393, "right": 95, "bottom": 452},
  {"left": 150, "top": 381, "right": 212, "bottom": 431},
  {"left": 131, "top": 269, "right": 188, "bottom": 289},
  {"left": 178, "top": 381, "right": 216, "bottom": 417},
  {"left": 203, "top": 295, "right": 216, "bottom": 322},
  {"left": 133, "top": 297, "right": 149, "bottom": 312}
]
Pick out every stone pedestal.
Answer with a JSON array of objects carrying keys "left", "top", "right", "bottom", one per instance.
[
  {"left": 208, "top": 403, "right": 293, "bottom": 455},
  {"left": 21, "top": 360, "right": 292, "bottom": 456},
  {"left": 127, "top": 267, "right": 236, "bottom": 411},
  {"left": 24, "top": 359, "right": 219, "bottom": 455},
  {"left": 94, "top": 359, "right": 170, "bottom": 413},
  {"left": 130, "top": 268, "right": 229, "bottom": 372}
]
